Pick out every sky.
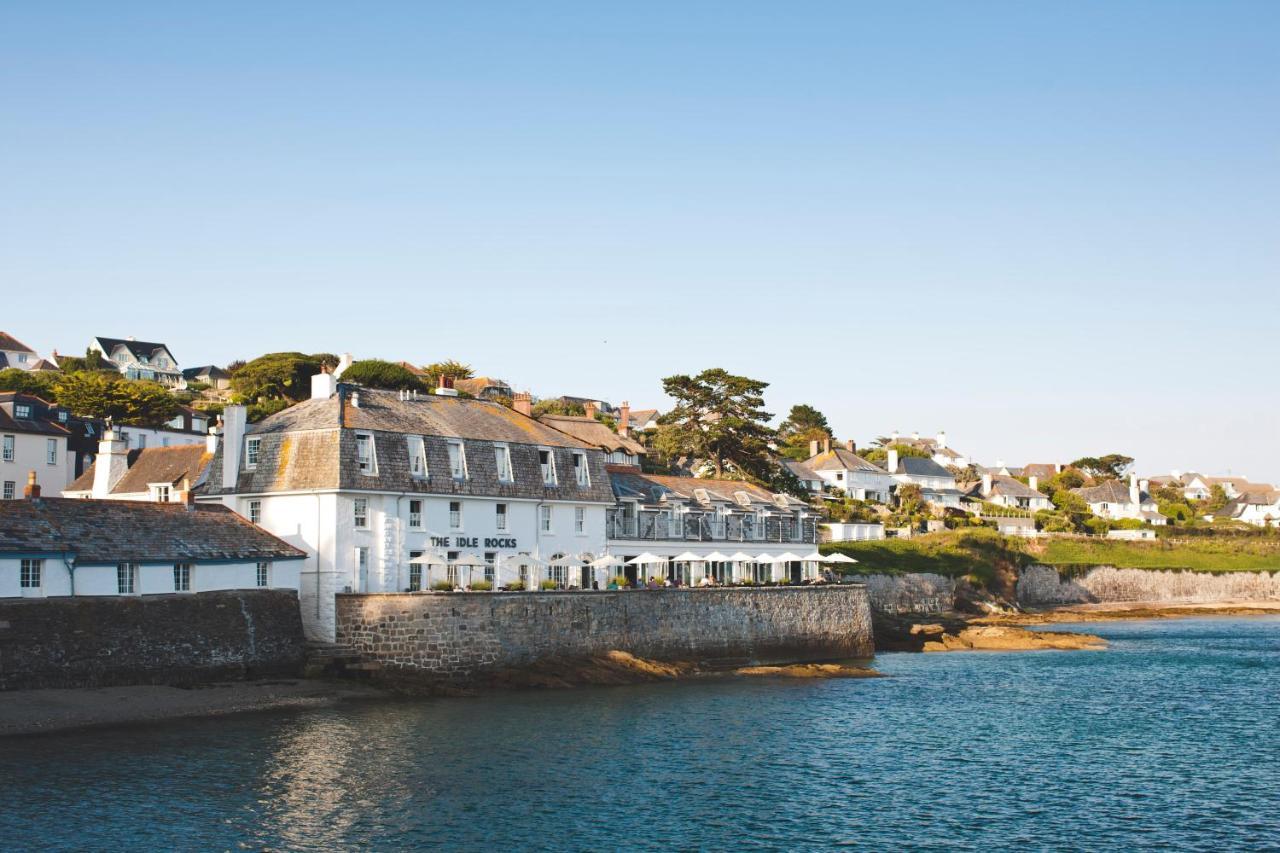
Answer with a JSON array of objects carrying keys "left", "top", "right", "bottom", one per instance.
[{"left": 2, "top": 2, "right": 1277, "bottom": 482}]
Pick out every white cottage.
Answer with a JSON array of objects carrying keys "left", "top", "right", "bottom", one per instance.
[
  {"left": 1, "top": 393, "right": 70, "bottom": 500},
  {"left": 197, "top": 376, "right": 616, "bottom": 641},
  {"left": 1072, "top": 474, "right": 1169, "bottom": 524},
  {"left": 804, "top": 440, "right": 894, "bottom": 503},
  {"left": 90, "top": 336, "right": 183, "bottom": 387},
  {"left": 0, "top": 332, "right": 40, "bottom": 371}
]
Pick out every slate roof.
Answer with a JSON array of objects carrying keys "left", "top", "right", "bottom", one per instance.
[
  {"left": 454, "top": 376, "right": 512, "bottom": 397},
  {"left": 182, "top": 365, "right": 229, "bottom": 381},
  {"left": 963, "top": 475, "right": 1049, "bottom": 500},
  {"left": 537, "top": 414, "right": 646, "bottom": 456},
  {"left": 94, "top": 337, "right": 177, "bottom": 364},
  {"left": 892, "top": 456, "right": 955, "bottom": 478},
  {"left": 0, "top": 498, "right": 306, "bottom": 564},
  {"left": 807, "top": 447, "right": 888, "bottom": 474},
  {"left": 201, "top": 388, "right": 615, "bottom": 503},
  {"left": 65, "top": 445, "right": 212, "bottom": 495},
  {"left": 610, "top": 471, "right": 810, "bottom": 509},
  {"left": 783, "top": 458, "right": 823, "bottom": 484},
  {"left": 1072, "top": 481, "right": 1150, "bottom": 505},
  {"left": 1023, "top": 463, "right": 1061, "bottom": 480},
  {"left": 627, "top": 409, "right": 661, "bottom": 428},
  {"left": 0, "top": 393, "right": 72, "bottom": 437},
  {"left": 0, "top": 332, "right": 36, "bottom": 354}
]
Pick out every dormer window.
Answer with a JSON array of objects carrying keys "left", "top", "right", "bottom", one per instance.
[
  {"left": 407, "top": 436, "right": 428, "bottom": 478},
  {"left": 355, "top": 432, "right": 377, "bottom": 475},
  {"left": 540, "top": 449, "right": 557, "bottom": 486},
  {"left": 14, "top": 404, "right": 31, "bottom": 419},
  {"left": 573, "top": 452, "right": 589, "bottom": 487},
  {"left": 245, "top": 438, "right": 261, "bottom": 470},
  {"left": 151, "top": 484, "right": 171, "bottom": 503},
  {"left": 447, "top": 441, "right": 467, "bottom": 479},
  {"left": 495, "top": 444, "right": 514, "bottom": 483}
]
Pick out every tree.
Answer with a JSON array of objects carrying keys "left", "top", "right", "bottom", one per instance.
[
  {"left": 422, "top": 360, "right": 474, "bottom": 382},
  {"left": 230, "top": 352, "right": 336, "bottom": 402},
  {"left": 54, "top": 347, "right": 112, "bottom": 373},
  {"left": 53, "top": 373, "right": 181, "bottom": 427},
  {"left": 654, "top": 368, "right": 775, "bottom": 480},
  {"left": 1050, "top": 488, "right": 1090, "bottom": 516},
  {"left": 0, "top": 368, "right": 57, "bottom": 398},
  {"left": 1069, "top": 454, "right": 1134, "bottom": 480},
  {"left": 340, "top": 359, "right": 428, "bottom": 392},
  {"left": 1203, "top": 484, "right": 1230, "bottom": 513},
  {"left": 860, "top": 443, "right": 931, "bottom": 468},
  {"left": 531, "top": 398, "right": 585, "bottom": 417},
  {"left": 777, "top": 404, "right": 834, "bottom": 461}
]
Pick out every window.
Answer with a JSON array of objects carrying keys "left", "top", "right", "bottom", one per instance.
[
  {"left": 447, "top": 441, "right": 467, "bottom": 479},
  {"left": 20, "top": 559, "right": 42, "bottom": 590},
  {"left": 3, "top": 435, "right": 14, "bottom": 462},
  {"left": 57, "top": 411, "right": 67, "bottom": 422},
  {"left": 408, "top": 551, "right": 423, "bottom": 591},
  {"left": 2, "top": 481, "right": 14, "bottom": 500},
  {"left": 152, "top": 484, "right": 171, "bottom": 503},
  {"left": 173, "top": 562, "right": 192, "bottom": 592},
  {"left": 354, "top": 498, "right": 369, "bottom": 529},
  {"left": 355, "top": 432, "right": 376, "bottom": 474},
  {"left": 14, "top": 404, "right": 31, "bottom": 419},
  {"left": 449, "top": 500, "right": 462, "bottom": 530},
  {"left": 495, "top": 445, "right": 514, "bottom": 482},
  {"left": 246, "top": 437, "right": 261, "bottom": 469},
  {"left": 575, "top": 507, "right": 585, "bottom": 534},
  {"left": 539, "top": 450, "right": 556, "bottom": 485},
  {"left": 117, "top": 562, "right": 138, "bottom": 595},
  {"left": 248, "top": 499, "right": 262, "bottom": 524},
  {"left": 573, "top": 452, "right": 590, "bottom": 487},
  {"left": 484, "top": 552, "right": 496, "bottom": 585},
  {"left": 85, "top": 423, "right": 95, "bottom": 437},
  {"left": 136, "top": 434, "right": 146, "bottom": 449},
  {"left": 256, "top": 562, "right": 271, "bottom": 588},
  {"left": 540, "top": 505, "right": 552, "bottom": 532},
  {"left": 16, "top": 353, "right": 27, "bottom": 364},
  {"left": 409, "top": 499, "right": 423, "bottom": 529},
  {"left": 407, "top": 436, "right": 428, "bottom": 478},
  {"left": 495, "top": 503, "right": 508, "bottom": 531}
]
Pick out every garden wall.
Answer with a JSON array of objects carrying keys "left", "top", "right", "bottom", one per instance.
[{"left": 1017, "top": 565, "right": 1280, "bottom": 606}]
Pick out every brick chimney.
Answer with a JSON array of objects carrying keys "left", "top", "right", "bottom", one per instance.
[
  {"left": 584, "top": 401, "right": 598, "bottom": 420},
  {"left": 618, "top": 401, "right": 631, "bottom": 436},
  {"left": 434, "top": 375, "right": 458, "bottom": 397},
  {"left": 845, "top": 439, "right": 856, "bottom": 452},
  {"left": 513, "top": 392, "right": 532, "bottom": 417},
  {"left": 23, "top": 470, "right": 40, "bottom": 499}
]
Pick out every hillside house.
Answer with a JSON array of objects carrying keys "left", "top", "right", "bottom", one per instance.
[
  {"left": 0, "top": 332, "right": 39, "bottom": 371},
  {"left": 90, "top": 336, "right": 182, "bottom": 387},
  {"left": 804, "top": 440, "right": 894, "bottom": 503},
  {"left": 1072, "top": 474, "right": 1169, "bottom": 524},
  {"left": 63, "top": 437, "right": 212, "bottom": 502}
]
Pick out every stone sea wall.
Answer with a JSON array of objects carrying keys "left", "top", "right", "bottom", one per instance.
[
  {"left": 0, "top": 590, "right": 306, "bottom": 691},
  {"left": 1017, "top": 565, "right": 1280, "bottom": 606},
  {"left": 335, "top": 586, "right": 874, "bottom": 685},
  {"left": 860, "top": 573, "right": 956, "bottom": 614}
]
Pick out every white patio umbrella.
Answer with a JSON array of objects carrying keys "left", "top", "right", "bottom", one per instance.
[
  {"left": 799, "top": 552, "right": 825, "bottom": 562},
  {"left": 626, "top": 553, "right": 664, "bottom": 565},
  {"left": 551, "top": 555, "right": 586, "bottom": 568},
  {"left": 774, "top": 552, "right": 804, "bottom": 563},
  {"left": 819, "top": 553, "right": 859, "bottom": 564},
  {"left": 728, "top": 552, "right": 755, "bottom": 563},
  {"left": 672, "top": 551, "right": 704, "bottom": 562},
  {"left": 451, "top": 552, "right": 488, "bottom": 587},
  {"left": 702, "top": 551, "right": 731, "bottom": 562},
  {"left": 590, "top": 555, "right": 626, "bottom": 569},
  {"left": 753, "top": 553, "right": 780, "bottom": 563},
  {"left": 409, "top": 552, "right": 449, "bottom": 588}
]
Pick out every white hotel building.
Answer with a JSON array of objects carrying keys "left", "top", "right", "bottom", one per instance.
[{"left": 198, "top": 375, "right": 615, "bottom": 641}]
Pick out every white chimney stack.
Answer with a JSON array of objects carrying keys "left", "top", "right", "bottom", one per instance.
[
  {"left": 887, "top": 448, "right": 899, "bottom": 473},
  {"left": 206, "top": 425, "right": 218, "bottom": 455},
  {"left": 334, "top": 353, "right": 353, "bottom": 379},
  {"left": 312, "top": 366, "right": 336, "bottom": 400},
  {"left": 937, "top": 430, "right": 947, "bottom": 449},
  {"left": 92, "top": 428, "right": 131, "bottom": 499},
  {"left": 1029, "top": 475, "right": 1039, "bottom": 492},
  {"left": 982, "top": 472, "right": 993, "bottom": 496},
  {"left": 221, "top": 405, "right": 247, "bottom": 489},
  {"left": 1129, "top": 472, "right": 1140, "bottom": 506},
  {"left": 809, "top": 439, "right": 819, "bottom": 458}
]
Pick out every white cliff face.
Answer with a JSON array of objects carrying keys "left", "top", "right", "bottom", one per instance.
[{"left": 1017, "top": 564, "right": 1280, "bottom": 606}]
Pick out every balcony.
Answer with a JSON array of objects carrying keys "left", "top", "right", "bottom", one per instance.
[{"left": 606, "top": 510, "right": 816, "bottom": 544}]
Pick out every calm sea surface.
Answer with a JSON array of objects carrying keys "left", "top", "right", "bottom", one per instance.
[{"left": 2, "top": 617, "right": 1278, "bottom": 852}]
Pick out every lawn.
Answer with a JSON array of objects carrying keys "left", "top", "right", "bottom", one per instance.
[{"left": 1033, "top": 537, "right": 1280, "bottom": 572}]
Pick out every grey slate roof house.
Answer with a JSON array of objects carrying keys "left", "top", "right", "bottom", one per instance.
[{"left": 91, "top": 336, "right": 182, "bottom": 387}]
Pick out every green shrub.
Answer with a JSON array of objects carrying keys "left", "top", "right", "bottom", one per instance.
[
  {"left": 610, "top": 574, "right": 629, "bottom": 587},
  {"left": 1084, "top": 517, "right": 1111, "bottom": 536},
  {"left": 431, "top": 580, "right": 454, "bottom": 591},
  {"left": 539, "top": 579, "right": 560, "bottom": 590},
  {"left": 469, "top": 580, "right": 493, "bottom": 591},
  {"left": 504, "top": 580, "right": 526, "bottom": 591}
]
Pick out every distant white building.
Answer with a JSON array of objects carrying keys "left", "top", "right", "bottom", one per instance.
[
  {"left": 965, "top": 473, "right": 1053, "bottom": 512},
  {"left": 1, "top": 393, "right": 70, "bottom": 501},
  {"left": 886, "top": 449, "right": 963, "bottom": 508},
  {"left": 888, "top": 430, "right": 969, "bottom": 469},
  {"left": 1207, "top": 490, "right": 1280, "bottom": 527},
  {"left": 0, "top": 332, "right": 40, "bottom": 371},
  {"left": 1072, "top": 474, "right": 1169, "bottom": 525},
  {"left": 91, "top": 336, "right": 182, "bottom": 387},
  {"left": 804, "top": 440, "right": 894, "bottom": 503},
  {"left": 821, "top": 521, "right": 885, "bottom": 542},
  {"left": 63, "top": 434, "right": 212, "bottom": 502}
]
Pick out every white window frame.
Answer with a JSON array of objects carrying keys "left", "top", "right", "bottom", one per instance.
[
  {"left": 46, "top": 438, "right": 58, "bottom": 465},
  {"left": 151, "top": 484, "right": 171, "bottom": 503},
  {"left": 449, "top": 500, "right": 462, "bottom": 530},
  {"left": 117, "top": 562, "right": 138, "bottom": 595},
  {"left": 353, "top": 497, "right": 369, "bottom": 529},
  {"left": 173, "top": 562, "right": 192, "bottom": 592},
  {"left": 256, "top": 561, "right": 272, "bottom": 588},
  {"left": 407, "top": 435, "right": 428, "bottom": 479},
  {"left": 248, "top": 499, "right": 262, "bottom": 525},
  {"left": 573, "top": 451, "right": 589, "bottom": 487},
  {"left": 136, "top": 434, "right": 146, "bottom": 450},
  {"left": 540, "top": 505, "right": 553, "bottom": 533},
  {"left": 539, "top": 449, "right": 557, "bottom": 486},
  {"left": 447, "top": 441, "right": 468, "bottom": 480},
  {"left": 574, "top": 506, "right": 585, "bottom": 535},
  {"left": 14, "top": 403, "right": 31, "bottom": 419},
  {"left": 495, "top": 503, "right": 508, "bottom": 531},
  {"left": 495, "top": 444, "right": 514, "bottom": 483},
  {"left": 408, "top": 551, "right": 424, "bottom": 592},
  {"left": 3, "top": 434, "right": 14, "bottom": 462},
  {"left": 2, "top": 481, "right": 14, "bottom": 500},
  {"left": 245, "top": 437, "right": 261, "bottom": 469},
  {"left": 409, "top": 499, "right": 423, "bottom": 530},
  {"left": 355, "top": 432, "right": 377, "bottom": 475},
  {"left": 20, "top": 558, "right": 42, "bottom": 592}
]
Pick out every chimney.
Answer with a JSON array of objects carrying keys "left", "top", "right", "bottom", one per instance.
[
  {"left": 1129, "top": 472, "right": 1140, "bottom": 506},
  {"left": 206, "top": 424, "right": 218, "bottom": 455},
  {"left": 891, "top": 430, "right": 899, "bottom": 443},
  {"left": 982, "top": 472, "right": 992, "bottom": 497},
  {"left": 1029, "top": 475, "right": 1039, "bottom": 492},
  {"left": 434, "top": 375, "right": 458, "bottom": 397},
  {"left": 92, "top": 428, "right": 131, "bottom": 498},
  {"left": 937, "top": 430, "right": 947, "bottom": 450},
  {"left": 618, "top": 401, "right": 631, "bottom": 436},
  {"left": 1171, "top": 469, "right": 1181, "bottom": 481},
  {"left": 996, "top": 458, "right": 1005, "bottom": 470},
  {"left": 822, "top": 438, "right": 831, "bottom": 454},
  {"left": 912, "top": 431, "right": 920, "bottom": 441},
  {"left": 351, "top": 391, "right": 361, "bottom": 408},
  {"left": 23, "top": 471, "right": 40, "bottom": 500},
  {"left": 887, "top": 448, "right": 899, "bottom": 473},
  {"left": 1140, "top": 478, "right": 1149, "bottom": 494},
  {"left": 178, "top": 476, "right": 196, "bottom": 507},
  {"left": 513, "top": 392, "right": 532, "bottom": 417},
  {"left": 584, "top": 401, "right": 598, "bottom": 420},
  {"left": 845, "top": 439, "right": 856, "bottom": 453},
  {"left": 311, "top": 365, "right": 336, "bottom": 400},
  {"left": 809, "top": 439, "right": 819, "bottom": 458},
  {"left": 334, "top": 353, "right": 353, "bottom": 379},
  {"left": 221, "top": 404, "right": 247, "bottom": 490}
]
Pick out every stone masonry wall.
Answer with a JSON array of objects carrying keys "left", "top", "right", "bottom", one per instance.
[
  {"left": 336, "top": 586, "right": 873, "bottom": 685},
  {"left": 0, "top": 590, "right": 306, "bottom": 691},
  {"left": 860, "top": 573, "right": 956, "bottom": 614},
  {"left": 1017, "top": 564, "right": 1280, "bottom": 607}
]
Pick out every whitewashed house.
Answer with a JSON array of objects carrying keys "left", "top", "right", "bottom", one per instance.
[
  {"left": 805, "top": 440, "right": 894, "bottom": 503},
  {"left": 0, "top": 332, "right": 40, "bottom": 371},
  {"left": 197, "top": 375, "right": 615, "bottom": 641},
  {"left": 62, "top": 434, "right": 212, "bottom": 502},
  {"left": 0, "top": 476, "right": 304, "bottom": 598},
  {"left": 1072, "top": 474, "right": 1169, "bottom": 524},
  {"left": 886, "top": 449, "right": 963, "bottom": 508},
  {"left": 606, "top": 471, "right": 822, "bottom": 585},
  {"left": 90, "top": 336, "right": 183, "bottom": 387},
  {"left": 1, "top": 393, "right": 70, "bottom": 501},
  {"left": 1207, "top": 491, "right": 1280, "bottom": 527},
  {"left": 888, "top": 430, "right": 969, "bottom": 469},
  {"left": 821, "top": 521, "right": 885, "bottom": 542},
  {"left": 965, "top": 473, "right": 1053, "bottom": 512}
]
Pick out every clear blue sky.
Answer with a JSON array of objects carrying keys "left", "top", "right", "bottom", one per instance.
[{"left": 3, "top": 2, "right": 1277, "bottom": 482}]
